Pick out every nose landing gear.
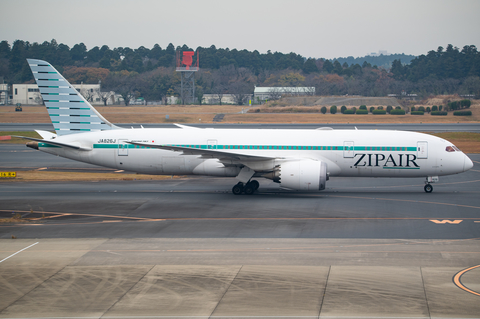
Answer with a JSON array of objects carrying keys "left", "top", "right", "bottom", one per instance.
[
  {"left": 424, "top": 176, "right": 438, "bottom": 193},
  {"left": 232, "top": 180, "right": 260, "bottom": 195},
  {"left": 424, "top": 183, "right": 433, "bottom": 193}
]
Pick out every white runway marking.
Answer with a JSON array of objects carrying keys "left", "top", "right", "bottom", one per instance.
[{"left": 0, "top": 242, "right": 39, "bottom": 263}]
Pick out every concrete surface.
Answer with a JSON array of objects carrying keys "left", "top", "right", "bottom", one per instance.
[{"left": 1, "top": 239, "right": 479, "bottom": 318}]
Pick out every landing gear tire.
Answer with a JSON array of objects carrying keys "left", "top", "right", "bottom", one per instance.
[
  {"left": 244, "top": 183, "right": 255, "bottom": 195},
  {"left": 232, "top": 183, "right": 244, "bottom": 195},
  {"left": 250, "top": 180, "right": 260, "bottom": 191},
  {"left": 424, "top": 184, "right": 433, "bottom": 193}
]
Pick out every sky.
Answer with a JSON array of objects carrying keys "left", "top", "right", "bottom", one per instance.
[{"left": 1, "top": 0, "right": 480, "bottom": 59}]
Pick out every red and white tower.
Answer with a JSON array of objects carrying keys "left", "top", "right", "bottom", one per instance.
[{"left": 176, "top": 50, "right": 199, "bottom": 104}]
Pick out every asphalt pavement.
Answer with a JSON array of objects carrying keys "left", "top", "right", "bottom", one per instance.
[{"left": 0, "top": 145, "right": 480, "bottom": 318}]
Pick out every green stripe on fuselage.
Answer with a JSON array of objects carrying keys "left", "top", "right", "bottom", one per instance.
[{"left": 92, "top": 144, "right": 420, "bottom": 152}]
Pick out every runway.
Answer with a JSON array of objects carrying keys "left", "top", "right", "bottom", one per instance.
[{"left": 1, "top": 146, "right": 480, "bottom": 317}]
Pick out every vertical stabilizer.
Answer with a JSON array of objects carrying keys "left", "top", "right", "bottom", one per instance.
[{"left": 27, "top": 59, "right": 122, "bottom": 135}]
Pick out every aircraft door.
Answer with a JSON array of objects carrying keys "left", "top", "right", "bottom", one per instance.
[
  {"left": 207, "top": 139, "right": 217, "bottom": 150},
  {"left": 417, "top": 141, "right": 428, "bottom": 159},
  {"left": 343, "top": 141, "right": 354, "bottom": 158},
  {"left": 118, "top": 139, "right": 129, "bottom": 156}
]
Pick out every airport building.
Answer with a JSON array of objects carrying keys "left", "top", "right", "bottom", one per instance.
[
  {"left": 12, "top": 83, "right": 103, "bottom": 105},
  {"left": 202, "top": 94, "right": 251, "bottom": 105},
  {"left": 254, "top": 87, "right": 315, "bottom": 101},
  {"left": 0, "top": 83, "right": 9, "bottom": 105}
]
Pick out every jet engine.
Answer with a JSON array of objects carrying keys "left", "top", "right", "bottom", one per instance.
[{"left": 264, "top": 159, "right": 328, "bottom": 191}]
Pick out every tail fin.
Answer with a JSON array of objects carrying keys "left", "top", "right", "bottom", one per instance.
[{"left": 27, "top": 59, "right": 122, "bottom": 135}]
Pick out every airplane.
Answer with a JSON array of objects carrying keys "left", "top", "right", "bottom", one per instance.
[{"left": 16, "top": 59, "right": 473, "bottom": 195}]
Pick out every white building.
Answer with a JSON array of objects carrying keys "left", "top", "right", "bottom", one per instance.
[
  {"left": 0, "top": 83, "right": 9, "bottom": 105},
  {"left": 253, "top": 87, "right": 315, "bottom": 101},
  {"left": 12, "top": 83, "right": 103, "bottom": 105},
  {"left": 203, "top": 94, "right": 238, "bottom": 105}
]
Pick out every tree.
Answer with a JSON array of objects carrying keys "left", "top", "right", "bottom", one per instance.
[
  {"left": 80, "top": 88, "right": 94, "bottom": 102},
  {"left": 229, "top": 82, "right": 250, "bottom": 105},
  {"left": 71, "top": 43, "right": 87, "bottom": 61},
  {"left": 211, "top": 85, "right": 225, "bottom": 105},
  {"left": 302, "top": 58, "right": 319, "bottom": 74},
  {"left": 63, "top": 66, "right": 110, "bottom": 83},
  {"left": 103, "top": 70, "right": 138, "bottom": 106},
  {"left": 99, "top": 90, "right": 113, "bottom": 106},
  {"left": 322, "top": 60, "right": 334, "bottom": 73},
  {"left": 278, "top": 72, "right": 305, "bottom": 86},
  {"left": 330, "top": 105, "right": 337, "bottom": 114},
  {"left": 340, "top": 105, "right": 347, "bottom": 114},
  {"left": 0, "top": 41, "right": 11, "bottom": 60},
  {"left": 391, "top": 59, "right": 405, "bottom": 80},
  {"left": 333, "top": 60, "right": 343, "bottom": 75},
  {"left": 321, "top": 106, "right": 327, "bottom": 114}
]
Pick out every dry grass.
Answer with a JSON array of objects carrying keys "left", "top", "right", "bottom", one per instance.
[
  {"left": 96, "top": 105, "right": 246, "bottom": 114},
  {"left": 428, "top": 132, "right": 480, "bottom": 153},
  {"left": 0, "top": 105, "right": 245, "bottom": 124},
  {"left": 0, "top": 170, "right": 184, "bottom": 182},
  {"left": 2, "top": 97, "right": 479, "bottom": 124},
  {"left": 225, "top": 112, "right": 477, "bottom": 124}
]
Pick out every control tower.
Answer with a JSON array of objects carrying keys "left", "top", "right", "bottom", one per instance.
[{"left": 176, "top": 50, "right": 199, "bottom": 104}]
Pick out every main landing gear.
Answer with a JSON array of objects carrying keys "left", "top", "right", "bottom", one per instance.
[{"left": 232, "top": 180, "right": 260, "bottom": 195}]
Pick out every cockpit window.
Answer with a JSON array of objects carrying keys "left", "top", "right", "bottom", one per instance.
[
  {"left": 446, "top": 146, "right": 455, "bottom": 152},
  {"left": 453, "top": 146, "right": 461, "bottom": 152}
]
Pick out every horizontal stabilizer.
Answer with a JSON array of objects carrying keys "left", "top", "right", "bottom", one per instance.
[
  {"left": 35, "top": 130, "right": 57, "bottom": 140},
  {"left": 13, "top": 136, "right": 92, "bottom": 151},
  {"left": 174, "top": 124, "right": 201, "bottom": 130}
]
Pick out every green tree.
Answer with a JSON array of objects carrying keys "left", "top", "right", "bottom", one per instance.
[
  {"left": 330, "top": 105, "right": 337, "bottom": 114},
  {"left": 391, "top": 59, "right": 405, "bottom": 80},
  {"left": 333, "top": 60, "right": 343, "bottom": 75},
  {"left": 0, "top": 41, "right": 11, "bottom": 60},
  {"left": 302, "top": 58, "right": 319, "bottom": 74},
  {"left": 71, "top": 43, "right": 87, "bottom": 61},
  {"left": 322, "top": 60, "right": 334, "bottom": 73}
]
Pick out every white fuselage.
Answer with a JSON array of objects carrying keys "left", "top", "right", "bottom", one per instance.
[{"left": 36, "top": 128, "right": 472, "bottom": 179}]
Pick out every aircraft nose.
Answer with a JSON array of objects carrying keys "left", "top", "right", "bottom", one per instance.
[{"left": 464, "top": 155, "right": 474, "bottom": 172}]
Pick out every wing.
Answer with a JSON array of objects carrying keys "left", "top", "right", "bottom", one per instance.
[{"left": 126, "top": 141, "right": 278, "bottom": 162}]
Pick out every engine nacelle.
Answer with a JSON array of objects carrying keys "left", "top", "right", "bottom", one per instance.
[{"left": 265, "top": 159, "right": 328, "bottom": 191}]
